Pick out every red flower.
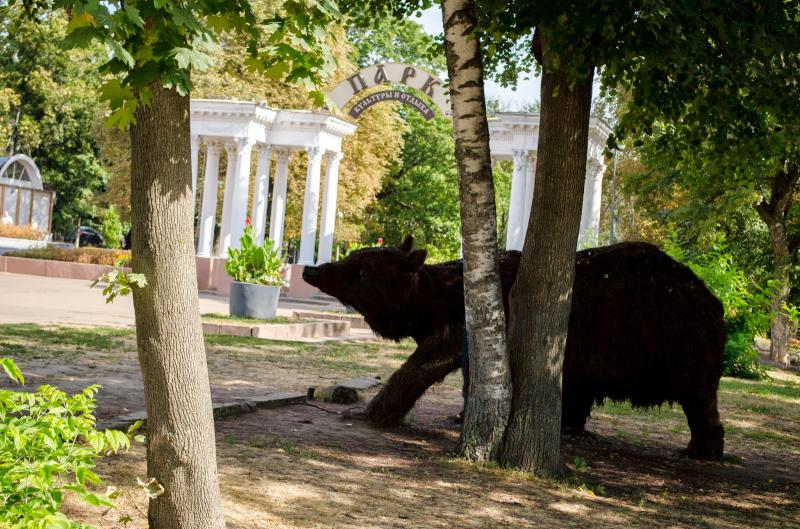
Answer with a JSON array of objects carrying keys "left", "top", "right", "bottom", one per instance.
[
  {"left": 377, "top": 237, "right": 384, "bottom": 245},
  {"left": 245, "top": 217, "right": 251, "bottom": 226}
]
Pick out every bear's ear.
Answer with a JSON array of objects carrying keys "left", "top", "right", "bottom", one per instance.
[
  {"left": 399, "top": 234, "right": 414, "bottom": 252},
  {"left": 407, "top": 249, "right": 427, "bottom": 272}
]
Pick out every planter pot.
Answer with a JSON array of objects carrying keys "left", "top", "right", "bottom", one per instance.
[{"left": 229, "top": 281, "right": 281, "bottom": 319}]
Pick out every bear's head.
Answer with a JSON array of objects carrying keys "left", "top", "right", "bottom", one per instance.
[{"left": 302, "top": 235, "right": 427, "bottom": 339}]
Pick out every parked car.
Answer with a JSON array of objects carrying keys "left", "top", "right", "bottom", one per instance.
[{"left": 66, "top": 226, "right": 105, "bottom": 248}]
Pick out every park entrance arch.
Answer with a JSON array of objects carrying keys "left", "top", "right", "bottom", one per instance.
[{"left": 326, "top": 63, "right": 450, "bottom": 121}]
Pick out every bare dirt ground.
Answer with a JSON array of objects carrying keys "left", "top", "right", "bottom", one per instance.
[{"left": 2, "top": 324, "right": 800, "bottom": 529}]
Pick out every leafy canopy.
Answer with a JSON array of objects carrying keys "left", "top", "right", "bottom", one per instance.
[{"left": 11, "top": 0, "right": 341, "bottom": 128}]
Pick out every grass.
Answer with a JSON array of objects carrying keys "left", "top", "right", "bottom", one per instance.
[{"left": 0, "top": 324, "right": 131, "bottom": 360}]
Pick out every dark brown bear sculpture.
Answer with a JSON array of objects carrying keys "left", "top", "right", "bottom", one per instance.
[{"left": 302, "top": 236, "right": 725, "bottom": 458}]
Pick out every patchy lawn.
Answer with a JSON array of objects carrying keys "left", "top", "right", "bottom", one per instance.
[{"left": 2, "top": 324, "right": 800, "bottom": 528}]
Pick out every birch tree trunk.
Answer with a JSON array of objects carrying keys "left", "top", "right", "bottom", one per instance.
[
  {"left": 130, "top": 82, "right": 227, "bottom": 529},
  {"left": 441, "top": 0, "right": 511, "bottom": 462},
  {"left": 499, "top": 32, "right": 594, "bottom": 475},
  {"left": 755, "top": 162, "right": 799, "bottom": 367}
]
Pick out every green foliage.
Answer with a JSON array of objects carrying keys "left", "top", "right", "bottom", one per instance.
[
  {"left": 95, "top": 266, "right": 148, "bottom": 304},
  {"left": 0, "top": 357, "right": 135, "bottom": 528},
  {"left": 226, "top": 224, "right": 285, "bottom": 286},
  {"left": 346, "top": 16, "right": 445, "bottom": 73},
  {"left": 100, "top": 205, "right": 124, "bottom": 249},
  {"left": 664, "top": 236, "right": 768, "bottom": 380},
  {"left": 365, "top": 110, "right": 461, "bottom": 257},
  {"left": 11, "top": 0, "right": 342, "bottom": 129}
]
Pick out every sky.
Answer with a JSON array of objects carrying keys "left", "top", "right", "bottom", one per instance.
[{"left": 414, "top": 7, "right": 542, "bottom": 110}]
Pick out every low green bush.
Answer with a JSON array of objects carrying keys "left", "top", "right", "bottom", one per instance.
[
  {"left": 226, "top": 223, "right": 284, "bottom": 286},
  {"left": 0, "top": 357, "right": 135, "bottom": 528},
  {"left": 5, "top": 247, "right": 131, "bottom": 267}
]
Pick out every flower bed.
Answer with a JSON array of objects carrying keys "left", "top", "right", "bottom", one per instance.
[
  {"left": 0, "top": 224, "right": 46, "bottom": 240},
  {"left": 5, "top": 247, "right": 131, "bottom": 266}
]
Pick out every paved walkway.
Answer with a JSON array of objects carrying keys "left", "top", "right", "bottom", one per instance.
[{"left": 0, "top": 272, "right": 347, "bottom": 328}]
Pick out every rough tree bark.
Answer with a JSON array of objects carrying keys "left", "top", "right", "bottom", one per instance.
[
  {"left": 755, "top": 160, "right": 799, "bottom": 367},
  {"left": 130, "top": 82, "right": 227, "bottom": 529},
  {"left": 440, "top": 0, "right": 511, "bottom": 462},
  {"left": 499, "top": 30, "right": 594, "bottom": 475}
]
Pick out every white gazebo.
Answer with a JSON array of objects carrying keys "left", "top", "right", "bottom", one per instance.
[
  {"left": 489, "top": 112, "right": 611, "bottom": 249},
  {"left": 190, "top": 99, "right": 357, "bottom": 266},
  {"left": 0, "top": 154, "right": 54, "bottom": 233}
]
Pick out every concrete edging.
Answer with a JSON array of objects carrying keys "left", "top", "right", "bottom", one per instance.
[
  {"left": 100, "top": 392, "right": 308, "bottom": 431},
  {"left": 292, "top": 310, "right": 369, "bottom": 330},
  {"left": 202, "top": 319, "right": 351, "bottom": 340}
]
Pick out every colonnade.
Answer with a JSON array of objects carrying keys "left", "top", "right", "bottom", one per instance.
[
  {"left": 191, "top": 137, "right": 344, "bottom": 265},
  {"left": 503, "top": 150, "right": 606, "bottom": 250}
]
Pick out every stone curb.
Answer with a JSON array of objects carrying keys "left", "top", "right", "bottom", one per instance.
[
  {"left": 202, "top": 320, "right": 350, "bottom": 340},
  {"left": 292, "top": 311, "right": 369, "bottom": 330},
  {"left": 99, "top": 391, "right": 307, "bottom": 431}
]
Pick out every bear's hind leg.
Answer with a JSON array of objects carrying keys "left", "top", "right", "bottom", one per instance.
[
  {"left": 562, "top": 393, "right": 594, "bottom": 435},
  {"left": 681, "top": 393, "right": 724, "bottom": 459}
]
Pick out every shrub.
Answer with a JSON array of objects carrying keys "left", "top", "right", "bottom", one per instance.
[
  {"left": 100, "top": 206, "right": 124, "bottom": 250},
  {"left": 5, "top": 247, "right": 131, "bottom": 267},
  {"left": 0, "top": 357, "right": 135, "bottom": 528},
  {"left": 0, "top": 224, "right": 46, "bottom": 240},
  {"left": 665, "top": 236, "right": 768, "bottom": 379},
  {"left": 226, "top": 223, "right": 284, "bottom": 286}
]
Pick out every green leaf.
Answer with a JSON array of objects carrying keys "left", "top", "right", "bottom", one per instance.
[
  {"left": 124, "top": 5, "right": 145, "bottom": 27},
  {"left": 172, "top": 47, "right": 213, "bottom": 71},
  {"left": 98, "top": 79, "right": 135, "bottom": 109},
  {"left": 80, "top": 491, "right": 115, "bottom": 507},
  {"left": 106, "top": 38, "right": 135, "bottom": 68},
  {"left": 1, "top": 357, "right": 24, "bottom": 384},
  {"left": 264, "top": 61, "right": 291, "bottom": 80}
]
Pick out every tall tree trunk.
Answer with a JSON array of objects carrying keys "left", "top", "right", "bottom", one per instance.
[
  {"left": 441, "top": 0, "right": 511, "bottom": 462},
  {"left": 499, "top": 31, "right": 594, "bottom": 475},
  {"left": 755, "top": 161, "right": 799, "bottom": 367},
  {"left": 130, "top": 82, "right": 226, "bottom": 529}
]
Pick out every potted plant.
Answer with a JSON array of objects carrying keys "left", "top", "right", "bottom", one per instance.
[{"left": 226, "top": 220, "right": 285, "bottom": 319}]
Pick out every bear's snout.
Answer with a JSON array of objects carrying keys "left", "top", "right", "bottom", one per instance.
[{"left": 302, "top": 265, "right": 321, "bottom": 284}]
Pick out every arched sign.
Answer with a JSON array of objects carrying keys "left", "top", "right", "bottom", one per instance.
[{"left": 327, "top": 63, "right": 450, "bottom": 118}]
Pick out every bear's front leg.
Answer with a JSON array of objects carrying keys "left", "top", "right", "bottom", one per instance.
[{"left": 365, "top": 328, "right": 462, "bottom": 427}]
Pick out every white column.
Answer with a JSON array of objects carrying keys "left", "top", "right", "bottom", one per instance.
[
  {"left": 589, "top": 159, "right": 604, "bottom": 242},
  {"left": 190, "top": 135, "right": 201, "bottom": 198},
  {"left": 190, "top": 135, "right": 201, "bottom": 234},
  {"left": 217, "top": 143, "right": 238, "bottom": 256},
  {"left": 317, "top": 151, "right": 343, "bottom": 265},
  {"left": 268, "top": 150, "right": 291, "bottom": 255},
  {"left": 578, "top": 159, "right": 604, "bottom": 248},
  {"left": 298, "top": 145, "right": 323, "bottom": 265},
  {"left": 522, "top": 150, "right": 537, "bottom": 242},
  {"left": 196, "top": 142, "right": 221, "bottom": 256},
  {"left": 505, "top": 149, "right": 528, "bottom": 250},
  {"left": 226, "top": 137, "right": 254, "bottom": 253},
  {"left": 250, "top": 144, "right": 272, "bottom": 246}
]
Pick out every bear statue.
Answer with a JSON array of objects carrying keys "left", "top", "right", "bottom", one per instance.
[{"left": 302, "top": 236, "right": 725, "bottom": 458}]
